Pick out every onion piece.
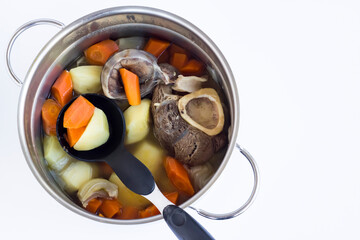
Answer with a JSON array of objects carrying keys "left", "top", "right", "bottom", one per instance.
[
  {"left": 116, "top": 37, "right": 146, "bottom": 51},
  {"left": 77, "top": 178, "right": 118, "bottom": 207}
]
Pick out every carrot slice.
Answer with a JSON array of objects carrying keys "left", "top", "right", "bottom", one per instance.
[
  {"left": 119, "top": 68, "right": 141, "bottom": 106},
  {"left": 139, "top": 205, "right": 160, "bottom": 218},
  {"left": 85, "top": 198, "right": 102, "bottom": 214},
  {"left": 144, "top": 38, "right": 170, "bottom": 58},
  {"left": 41, "top": 99, "right": 61, "bottom": 136},
  {"left": 116, "top": 206, "right": 139, "bottom": 219},
  {"left": 170, "top": 53, "right": 188, "bottom": 70},
  {"left": 51, "top": 70, "right": 73, "bottom": 106},
  {"left": 63, "top": 96, "right": 95, "bottom": 129},
  {"left": 180, "top": 59, "right": 204, "bottom": 76},
  {"left": 99, "top": 199, "right": 122, "bottom": 218},
  {"left": 67, "top": 126, "right": 86, "bottom": 147},
  {"left": 138, "top": 192, "right": 179, "bottom": 218},
  {"left": 164, "top": 156, "right": 195, "bottom": 196},
  {"left": 99, "top": 162, "right": 114, "bottom": 178},
  {"left": 84, "top": 39, "right": 119, "bottom": 65},
  {"left": 169, "top": 44, "right": 188, "bottom": 56}
]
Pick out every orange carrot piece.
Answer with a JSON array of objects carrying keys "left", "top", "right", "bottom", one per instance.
[
  {"left": 84, "top": 39, "right": 119, "bottom": 65},
  {"left": 164, "top": 156, "right": 195, "bottom": 196},
  {"left": 99, "top": 199, "right": 122, "bottom": 218},
  {"left": 119, "top": 68, "right": 141, "bottom": 106},
  {"left": 157, "top": 47, "right": 170, "bottom": 63},
  {"left": 139, "top": 205, "right": 160, "bottom": 218},
  {"left": 67, "top": 126, "right": 86, "bottom": 147},
  {"left": 144, "top": 38, "right": 170, "bottom": 58},
  {"left": 63, "top": 96, "right": 95, "bottom": 129},
  {"left": 85, "top": 198, "right": 103, "bottom": 214},
  {"left": 170, "top": 53, "right": 188, "bottom": 70},
  {"left": 51, "top": 70, "right": 73, "bottom": 107},
  {"left": 180, "top": 59, "right": 204, "bottom": 76},
  {"left": 169, "top": 44, "right": 188, "bottom": 56},
  {"left": 41, "top": 99, "right": 61, "bottom": 136},
  {"left": 116, "top": 206, "right": 139, "bottom": 219},
  {"left": 164, "top": 192, "right": 179, "bottom": 205}
]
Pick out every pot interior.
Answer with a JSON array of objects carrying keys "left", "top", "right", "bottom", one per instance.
[{"left": 19, "top": 7, "right": 239, "bottom": 224}]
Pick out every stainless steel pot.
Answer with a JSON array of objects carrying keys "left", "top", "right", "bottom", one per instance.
[{"left": 6, "top": 6, "right": 259, "bottom": 224}]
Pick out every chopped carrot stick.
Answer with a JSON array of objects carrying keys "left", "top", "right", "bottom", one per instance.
[
  {"left": 164, "top": 156, "right": 195, "bottom": 196},
  {"left": 41, "top": 99, "right": 61, "bottom": 136},
  {"left": 180, "top": 59, "right": 204, "bottom": 76},
  {"left": 85, "top": 198, "right": 102, "bottom": 214},
  {"left": 116, "top": 206, "right": 139, "bottom": 219},
  {"left": 144, "top": 38, "right": 170, "bottom": 58},
  {"left": 67, "top": 126, "right": 86, "bottom": 147},
  {"left": 51, "top": 70, "right": 73, "bottom": 107},
  {"left": 170, "top": 53, "right": 188, "bottom": 70},
  {"left": 164, "top": 192, "right": 179, "bottom": 205},
  {"left": 63, "top": 96, "right": 95, "bottom": 129},
  {"left": 84, "top": 39, "right": 119, "bottom": 65},
  {"left": 138, "top": 205, "right": 160, "bottom": 218},
  {"left": 119, "top": 68, "right": 141, "bottom": 106},
  {"left": 138, "top": 192, "right": 179, "bottom": 218},
  {"left": 169, "top": 44, "right": 188, "bottom": 56},
  {"left": 99, "top": 199, "right": 122, "bottom": 218}
]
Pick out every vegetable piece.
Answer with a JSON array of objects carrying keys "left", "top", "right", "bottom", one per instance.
[
  {"left": 138, "top": 205, "right": 159, "bottom": 218},
  {"left": 116, "top": 37, "right": 146, "bottom": 51},
  {"left": 41, "top": 99, "right": 61, "bottom": 136},
  {"left": 116, "top": 206, "right": 139, "bottom": 219},
  {"left": 99, "top": 198, "right": 122, "bottom": 218},
  {"left": 43, "top": 135, "right": 72, "bottom": 172},
  {"left": 77, "top": 178, "right": 118, "bottom": 207},
  {"left": 109, "top": 172, "right": 151, "bottom": 208},
  {"left": 99, "top": 162, "right": 114, "bottom": 178},
  {"left": 123, "top": 99, "right": 151, "bottom": 145},
  {"left": 63, "top": 95, "right": 95, "bottom": 129},
  {"left": 69, "top": 65, "right": 103, "bottom": 94},
  {"left": 84, "top": 39, "right": 119, "bottom": 65},
  {"left": 60, "top": 161, "right": 97, "bottom": 193},
  {"left": 180, "top": 59, "right": 204, "bottom": 76},
  {"left": 119, "top": 68, "right": 141, "bottom": 106},
  {"left": 164, "top": 156, "right": 195, "bottom": 196},
  {"left": 51, "top": 70, "right": 73, "bottom": 106},
  {"left": 187, "top": 162, "right": 215, "bottom": 191},
  {"left": 129, "top": 139, "right": 175, "bottom": 192},
  {"left": 169, "top": 44, "right": 188, "bottom": 56},
  {"left": 172, "top": 75, "right": 207, "bottom": 93},
  {"left": 73, "top": 107, "right": 110, "bottom": 151},
  {"left": 85, "top": 198, "right": 102, "bottom": 214},
  {"left": 170, "top": 53, "right": 188, "bottom": 70},
  {"left": 138, "top": 192, "right": 179, "bottom": 218},
  {"left": 67, "top": 126, "right": 86, "bottom": 147},
  {"left": 144, "top": 38, "right": 170, "bottom": 58}
]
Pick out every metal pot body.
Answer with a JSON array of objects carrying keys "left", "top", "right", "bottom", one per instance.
[{"left": 14, "top": 6, "right": 256, "bottom": 224}]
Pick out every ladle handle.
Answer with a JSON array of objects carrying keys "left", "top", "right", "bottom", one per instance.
[
  {"left": 163, "top": 205, "right": 214, "bottom": 240},
  {"left": 6, "top": 19, "right": 65, "bottom": 86}
]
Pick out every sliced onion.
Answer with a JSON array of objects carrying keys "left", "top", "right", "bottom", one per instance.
[{"left": 77, "top": 178, "right": 118, "bottom": 207}]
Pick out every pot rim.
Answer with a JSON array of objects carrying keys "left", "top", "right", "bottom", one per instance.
[{"left": 17, "top": 6, "right": 240, "bottom": 224}]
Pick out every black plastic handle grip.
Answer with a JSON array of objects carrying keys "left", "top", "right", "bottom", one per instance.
[{"left": 163, "top": 205, "right": 215, "bottom": 240}]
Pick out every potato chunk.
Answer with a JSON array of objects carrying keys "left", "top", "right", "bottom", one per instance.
[
  {"left": 124, "top": 99, "right": 151, "bottom": 145},
  {"left": 43, "top": 135, "right": 72, "bottom": 172},
  {"left": 69, "top": 65, "right": 102, "bottom": 94},
  {"left": 60, "top": 161, "right": 97, "bottom": 193},
  {"left": 74, "top": 107, "right": 110, "bottom": 151}
]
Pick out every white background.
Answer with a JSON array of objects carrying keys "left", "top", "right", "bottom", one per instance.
[{"left": 1, "top": 0, "right": 360, "bottom": 239}]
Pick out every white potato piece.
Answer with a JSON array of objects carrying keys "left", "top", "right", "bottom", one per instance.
[
  {"left": 69, "top": 65, "right": 102, "bottom": 94},
  {"left": 124, "top": 99, "right": 151, "bottom": 145},
  {"left": 60, "top": 161, "right": 97, "bottom": 193},
  {"left": 130, "top": 139, "right": 176, "bottom": 192},
  {"left": 109, "top": 172, "right": 150, "bottom": 208},
  {"left": 43, "top": 135, "right": 72, "bottom": 172},
  {"left": 74, "top": 107, "right": 110, "bottom": 151}
]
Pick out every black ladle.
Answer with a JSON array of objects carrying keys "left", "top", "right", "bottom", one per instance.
[{"left": 56, "top": 94, "right": 214, "bottom": 240}]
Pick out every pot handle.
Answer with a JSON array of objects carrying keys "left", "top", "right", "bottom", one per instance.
[
  {"left": 189, "top": 143, "right": 259, "bottom": 220},
  {"left": 6, "top": 19, "right": 65, "bottom": 86}
]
